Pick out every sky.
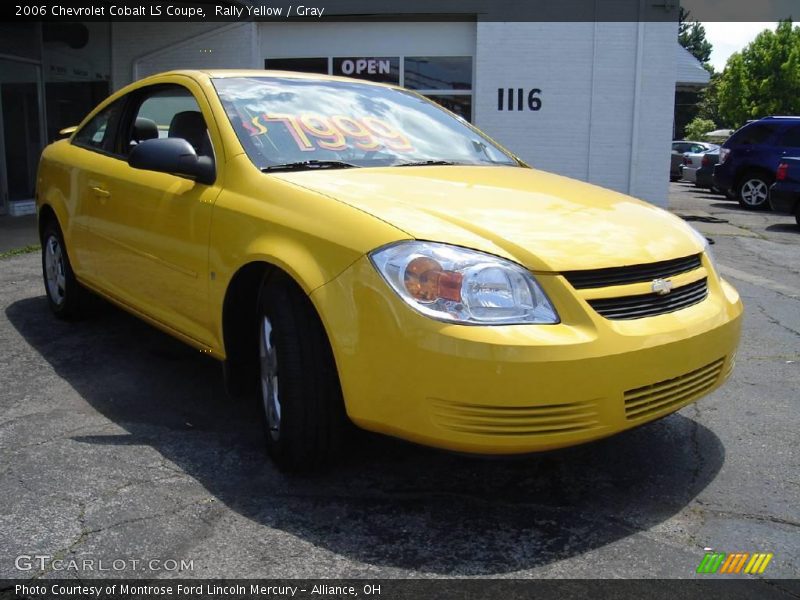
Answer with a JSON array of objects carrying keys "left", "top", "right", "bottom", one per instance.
[{"left": 702, "top": 22, "right": 779, "bottom": 71}]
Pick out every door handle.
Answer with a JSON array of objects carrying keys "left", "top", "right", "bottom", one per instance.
[{"left": 90, "top": 186, "right": 111, "bottom": 198}]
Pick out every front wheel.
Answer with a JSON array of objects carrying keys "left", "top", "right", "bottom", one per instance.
[
  {"left": 257, "top": 273, "right": 346, "bottom": 471},
  {"left": 41, "top": 219, "right": 85, "bottom": 319},
  {"left": 737, "top": 175, "right": 771, "bottom": 210}
]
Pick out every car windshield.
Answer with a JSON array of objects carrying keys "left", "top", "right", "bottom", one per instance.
[{"left": 212, "top": 76, "right": 518, "bottom": 170}]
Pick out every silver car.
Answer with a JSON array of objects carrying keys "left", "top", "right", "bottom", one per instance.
[
  {"left": 671, "top": 141, "right": 716, "bottom": 181},
  {"left": 682, "top": 145, "right": 720, "bottom": 184}
]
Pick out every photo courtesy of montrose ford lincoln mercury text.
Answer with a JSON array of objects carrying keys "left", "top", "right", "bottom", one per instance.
[{"left": 36, "top": 70, "right": 743, "bottom": 471}]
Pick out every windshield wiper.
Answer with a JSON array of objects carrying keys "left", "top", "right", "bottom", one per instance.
[
  {"left": 393, "top": 160, "right": 462, "bottom": 167},
  {"left": 261, "top": 160, "right": 360, "bottom": 172}
]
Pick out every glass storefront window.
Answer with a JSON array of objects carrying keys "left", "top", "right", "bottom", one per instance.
[
  {"left": 424, "top": 94, "right": 472, "bottom": 122},
  {"left": 262, "top": 55, "right": 474, "bottom": 122},
  {"left": 265, "top": 58, "right": 329, "bottom": 75},
  {"left": 404, "top": 56, "right": 472, "bottom": 91}
]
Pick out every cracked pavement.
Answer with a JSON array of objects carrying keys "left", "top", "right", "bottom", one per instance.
[{"left": 0, "top": 182, "right": 798, "bottom": 580}]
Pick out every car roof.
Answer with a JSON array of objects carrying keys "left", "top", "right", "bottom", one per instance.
[{"left": 145, "top": 69, "right": 400, "bottom": 90}]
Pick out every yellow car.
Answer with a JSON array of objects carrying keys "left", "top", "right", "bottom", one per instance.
[{"left": 37, "top": 70, "right": 742, "bottom": 470}]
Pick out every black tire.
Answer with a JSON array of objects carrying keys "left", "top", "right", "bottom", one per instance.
[
  {"left": 795, "top": 206, "right": 800, "bottom": 228},
  {"left": 40, "top": 218, "right": 86, "bottom": 320},
  {"left": 257, "top": 272, "right": 346, "bottom": 471},
  {"left": 736, "top": 173, "right": 772, "bottom": 210}
]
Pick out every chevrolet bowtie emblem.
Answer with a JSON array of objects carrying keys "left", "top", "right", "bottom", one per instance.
[{"left": 652, "top": 278, "right": 673, "bottom": 295}]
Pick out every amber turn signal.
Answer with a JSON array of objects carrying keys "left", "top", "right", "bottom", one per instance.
[{"left": 403, "top": 257, "right": 463, "bottom": 303}]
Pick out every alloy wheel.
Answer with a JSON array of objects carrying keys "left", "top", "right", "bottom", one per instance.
[
  {"left": 44, "top": 234, "right": 66, "bottom": 306},
  {"left": 740, "top": 178, "right": 769, "bottom": 207},
  {"left": 259, "top": 315, "right": 281, "bottom": 440}
]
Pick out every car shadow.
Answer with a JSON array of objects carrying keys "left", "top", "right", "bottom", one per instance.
[
  {"left": 6, "top": 296, "right": 726, "bottom": 575},
  {"left": 707, "top": 202, "right": 755, "bottom": 213},
  {"left": 690, "top": 192, "right": 730, "bottom": 202},
  {"left": 766, "top": 223, "right": 800, "bottom": 233}
]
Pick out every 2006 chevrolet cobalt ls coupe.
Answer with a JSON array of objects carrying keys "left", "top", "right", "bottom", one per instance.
[{"left": 37, "top": 70, "right": 742, "bottom": 470}]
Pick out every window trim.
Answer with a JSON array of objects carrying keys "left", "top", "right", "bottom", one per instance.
[{"left": 115, "top": 82, "right": 217, "bottom": 169}]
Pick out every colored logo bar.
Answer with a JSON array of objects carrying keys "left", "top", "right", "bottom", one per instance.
[{"left": 697, "top": 552, "right": 773, "bottom": 574}]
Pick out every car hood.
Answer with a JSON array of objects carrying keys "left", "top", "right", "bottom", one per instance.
[{"left": 274, "top": 165, "right": 703, "bottom": 272}]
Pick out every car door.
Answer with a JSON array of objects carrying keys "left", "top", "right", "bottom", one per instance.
[
  {"left": 87, "top": 80, "right": 224, "bottom": 347},
  {"left": 66, "top": 99, "right": 126, "bottom": 279}
]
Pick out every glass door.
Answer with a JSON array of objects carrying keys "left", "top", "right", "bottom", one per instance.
[{"left": 0, "top": 58, "right": 44, "bottom": 214}]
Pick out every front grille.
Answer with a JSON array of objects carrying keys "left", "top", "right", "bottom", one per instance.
[
  {"left": 588, "top": 278, "right": 708, "bottom": 320},
  {"left": 624, "top": 358, "right": 725, "bottom": 420},
  {"left": 563, "top": 254, "right": 702, "bottom": 289},
  {"left": 430, "top": 399, "right": 601, "bottom": 436}
]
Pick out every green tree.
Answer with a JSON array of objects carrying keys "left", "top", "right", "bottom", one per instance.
[
  {"left": 684, "top": 117, "right": 717, "bottom": 141},
  {"left": 696, "top": 72, "right": 724, "bottom": 126},
  {"left": 716, "top": 20, "right": 800, "bottom": 127},
  {"left": 679, "top": 8, "right": 713, "bottom": 67},
  {"left": 674, "top": 9, "right": 714, "bottom": 138}
]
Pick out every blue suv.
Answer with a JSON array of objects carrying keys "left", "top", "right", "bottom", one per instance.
[{"left": 713, "top": 116, "right": 800, "bottom": 210}]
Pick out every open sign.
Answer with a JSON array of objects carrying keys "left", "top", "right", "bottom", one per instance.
[{"left": 333, "top": 57, "right": 399, "bottom": 84}]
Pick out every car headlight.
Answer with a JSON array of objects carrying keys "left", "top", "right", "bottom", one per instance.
[
  {"left": 369, "top": 241, "right": 559, "bottom": 325},
  {"left": 688, "top": 226, "right": 719, "bottom": 273}
]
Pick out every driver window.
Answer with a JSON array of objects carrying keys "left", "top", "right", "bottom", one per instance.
[{"left": 126, "top": 85, "right": 214, "bottom": 160}]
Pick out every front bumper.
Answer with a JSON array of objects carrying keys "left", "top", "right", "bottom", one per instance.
[{"left": 312, "top": 255, "right": 743, "bottom": 454}]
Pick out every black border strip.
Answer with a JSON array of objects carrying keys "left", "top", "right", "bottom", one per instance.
[
  {"left": 2, "top": 579, "right": 800, "bottom": 600},
  {"left": 1, "top": 0, "right": 797, "bottom": 23}
]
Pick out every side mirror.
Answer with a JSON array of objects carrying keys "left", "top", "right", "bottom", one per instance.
[
  {"left": 128, "top": 138, "right": 215, "bottom": 185},
  {"left": 58, "top": 125, "right": 78, "bottom": 139}
]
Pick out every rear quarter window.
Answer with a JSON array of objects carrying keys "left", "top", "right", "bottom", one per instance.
[
  {"left": 778, "top": 125, "right": 800, "bottom": 148},
  {"left": 727, "top": 123, "right": 776, "bottom": 146},
  {"left": 72, "top": 100, "right": 123, "bottom": 153}
]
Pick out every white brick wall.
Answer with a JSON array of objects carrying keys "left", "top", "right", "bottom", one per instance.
[
  {"left": 475, "top": 21, "right": 677, "bottom": 206},
  {"left": 111, "top": 22, "right": 256, "bottom": 89}
]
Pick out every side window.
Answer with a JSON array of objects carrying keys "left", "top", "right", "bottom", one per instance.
[
  {"left": 124, "top": 85, "right": 213, "bottom": 159},
  {"left": 73, "top": 100, "right": 123, "bottom": 153},
  {"left": 778, "top": 126, "right": 800, "bottom": 148},
  {"left": 729, "top": 124, "right": 775, "bottom": 146}
]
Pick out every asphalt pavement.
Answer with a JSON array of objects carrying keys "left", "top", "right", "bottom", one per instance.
[{"left": 0, "top": 182, "right": 797, "bottom": 581}]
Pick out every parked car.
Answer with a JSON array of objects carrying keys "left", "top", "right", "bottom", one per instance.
[
  {"left": 769, "top": 157, "right": 800, "bottom": 226},
  {"left": 713, "top": 116, "right": 800, "bottom": 210},
  {"left": 683, "top": 148, "right": 721, "bottom": 192},
  {"left": 671, "top": 140, "right": 716, "bottom": 181},
  {"left": 37, "top": 70, "right": 743, "bottom": 471}
]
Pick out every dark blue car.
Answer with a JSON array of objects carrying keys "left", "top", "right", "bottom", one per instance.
[
  {"left": 770, "top": 157, "right": 800, "bottom": 227},
  {"left": 713, "top": 117, "right": 800, "bottom": 210}
]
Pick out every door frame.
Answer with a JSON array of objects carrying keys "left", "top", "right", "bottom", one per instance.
[{"left": 0, "top": 53, "right": 48, "bottom": 215}]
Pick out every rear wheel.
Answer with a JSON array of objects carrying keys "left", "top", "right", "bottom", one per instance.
[
  {"left": 41, "top": 219, "right": 85, "bottom": 319},
  {"left": 737, "top": 174, "right": 771, "bottom": 210},
  {"left": 257, "top": 273, "right": 346, "bottom": 471}
]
